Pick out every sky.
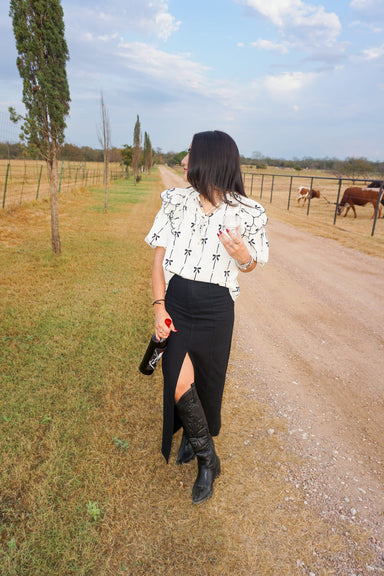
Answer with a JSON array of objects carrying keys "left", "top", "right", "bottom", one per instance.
[{"left": 1, "top": 0, "right": 384, "bottom": 160}]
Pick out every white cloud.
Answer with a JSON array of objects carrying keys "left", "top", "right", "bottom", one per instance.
[
  {"left": 116, "top": 41, "right": 240, "bottom": 107},
  {"left": 362, "top": 43, "right": 384, "bottom": 59},
  {"left": 350, "top": 0, "right": 369, "bottom": 7},
  {"left": 117, "top": 41, "right": 209, "bottom": 86},
  {"left": 238, "top": 0, "right": 341, "bottom": 47},
  {"left": 263, "top": 71, "right": 317, "bottom": 98},
  {"left": 251, "top": 39, "right": 289, "bottom": 53},
  {"left": 64, "top": 0, "right": 180, "bottom": 41}
]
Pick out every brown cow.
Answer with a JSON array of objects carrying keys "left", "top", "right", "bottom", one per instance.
[
  {"left": 297, "top": 186, "right": 321, "bottom": 205},
  {"left": 337, "top": 187, "right": 383, "bottom": 218}
]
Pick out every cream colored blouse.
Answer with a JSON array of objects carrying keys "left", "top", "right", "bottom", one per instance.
[{"left": 145, "top": 187, "right": 269, "bottom": 300}]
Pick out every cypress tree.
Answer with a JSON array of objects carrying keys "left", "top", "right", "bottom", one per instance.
[
  {"left": 9, "top": 0, "right": 70, "bottom": 254},
  {"left": 132, "top": 115, "right": 141, "bottom": 185},
  {"left": 143, "top": 131, "right": 153, "bottom": 175}
]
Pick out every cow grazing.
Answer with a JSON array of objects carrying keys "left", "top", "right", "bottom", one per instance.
[
  {"left": 337, "top": 187, "right": 383, "bottom": 218},
  {"left": 297, "top": 186, "right": 321, "bottom": 205}
]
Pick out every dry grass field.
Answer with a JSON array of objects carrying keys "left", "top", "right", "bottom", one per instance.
[{"left": 0, "top": 159, "right": 123, "bottom": 209}]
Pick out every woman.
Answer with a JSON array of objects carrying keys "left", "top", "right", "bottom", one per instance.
[{"left": 145, "top": 130, "right": 268, "bottom": 504}]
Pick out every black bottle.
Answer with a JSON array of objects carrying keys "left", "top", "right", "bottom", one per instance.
[{"left": 139, "top": 335, "right": 167, "bottom": 375}]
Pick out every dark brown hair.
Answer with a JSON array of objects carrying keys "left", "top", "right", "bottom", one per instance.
[{"left": 187, "top": 130, "right": 246, "bottom": 204}]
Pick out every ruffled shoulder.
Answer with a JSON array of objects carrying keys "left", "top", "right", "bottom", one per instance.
[
  {"left": 160, "top": 187, "right": 189, "bottom": 206},
  {"left": 230, "top": 193, "right": 268, "bottom": 233},
  {"left": 160, "top": 187, "right": 196, "bottom": 231}
]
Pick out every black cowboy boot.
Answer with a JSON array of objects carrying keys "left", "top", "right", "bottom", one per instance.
[
  {"left": 176, "top": 432, "right": 195, "bottom": 465},
  {"left": 176, "top": 385, "right": 221, "bottom": 504}
]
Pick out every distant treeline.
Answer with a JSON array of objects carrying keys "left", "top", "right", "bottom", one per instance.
[{"left": 1, "top": 141, "right": 383, "bottom": 180}]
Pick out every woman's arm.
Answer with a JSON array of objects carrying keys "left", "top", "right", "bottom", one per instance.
[{"left": 152, "top": 247, "right": 177, "bottom": 339}]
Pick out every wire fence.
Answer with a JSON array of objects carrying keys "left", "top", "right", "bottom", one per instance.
[
  {"left": 0, "top": 158, "right": 124, "bottom": 209},
  {"left": 242, "top": 171, "right": 384, "bottom": 238},
  {"left": 0, "top": 111, "right": 124, "bottom": 209}
]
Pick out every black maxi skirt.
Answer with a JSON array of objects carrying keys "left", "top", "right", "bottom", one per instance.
[{"left": 161, "top": 274, "right": 234, "bottom": 462}]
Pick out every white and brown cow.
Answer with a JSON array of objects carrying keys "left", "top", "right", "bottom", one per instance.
[
  {"left": 337, "top": 186, "right": 383, "bottom": 218},
  {"left": 297, "top": 186, "right": 321, "bottom": 205}
]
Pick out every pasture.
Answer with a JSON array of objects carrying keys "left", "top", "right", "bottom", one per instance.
[
  {"left": 242, "top": 168, "right": 384, "bottom": 258},
  {"left": 0, "top": 168, "right": 379, "bottom": 575},
  {"left": 0, "top": 159, "right": 123, "bottom": 209}
]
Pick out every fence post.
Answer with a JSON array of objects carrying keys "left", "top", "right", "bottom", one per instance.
[
  {"left": 306, "top": 176, "right": 315, "bottom": 216},
  {"left": 250, "top": 174, "right": 254, "bottom": 196},
  {"left": 287, "top": 176, "right": 293, "bottom": 210},
  {"left": 260, "top": 174, "right": 264, "bottom": 199},
  {"left": 58, "top": 162, "right": 64, "bottom": 194},
  {"left": 371, "top": 183, "right": 384, "bottom": 237},
  {"left": 36, "top": 164, "right": 43, "bottom": 200},
  {"left": 2, "top": 163, "right": 10, "bottom": 209},
  {"left": 333, "top": 179, "right": 343, "bottom": 224},
  {"left": 269, "top": 175, "right": 274, "bottom": 203}
]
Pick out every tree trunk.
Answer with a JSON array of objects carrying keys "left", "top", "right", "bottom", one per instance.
[
  {"left": 49, "top": 148, "right": 61, "bottom": 255},
  {"left": 104, "top": 157, "right": 109, "bottom": 214}
]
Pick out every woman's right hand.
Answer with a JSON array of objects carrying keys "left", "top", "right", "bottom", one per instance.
[{"left": 154, "top": 305, "right": 177, "bottom": 341}]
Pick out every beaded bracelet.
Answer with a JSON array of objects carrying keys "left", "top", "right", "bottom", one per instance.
[
  {"left": 236, "top": 256, "right": 254, "bottom": 270},
  {"left": 152, "top": 298, "right": 165, "bottom": 306}
]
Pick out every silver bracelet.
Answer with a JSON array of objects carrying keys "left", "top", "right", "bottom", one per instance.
[{"left": 236, "top": 255, "right": 254, "bottom": 270}]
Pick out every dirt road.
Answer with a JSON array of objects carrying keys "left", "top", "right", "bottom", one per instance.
[{"left": 158, "top": 166, "right": 384, "bottom": 544}]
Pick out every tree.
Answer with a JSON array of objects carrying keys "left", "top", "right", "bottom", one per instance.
[
  {"left": 341, "top": 157, "right": 373, "bottom": 183},
  {"left": 121, "top": 144, "right": 133, "bottom": 177},
  {"left": 9, "top": 0, "right": 70, "bottom": 255},
  {"left": 97, "top": 92, "right": 111, "bottom": 213},
  {"left": 143, "top": 131, "right": 153, "bottom": 174},
  {"left": 132, "top": 115, "right": 142, "bottom": 184}
]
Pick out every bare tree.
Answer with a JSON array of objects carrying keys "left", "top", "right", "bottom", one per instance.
[{"left": 97, "top": 92, "right": 111, "bottom": 213}]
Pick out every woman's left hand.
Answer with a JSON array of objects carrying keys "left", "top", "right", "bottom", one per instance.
[{"left": 218, "top": 229, "right": 249, "bottom": 261}]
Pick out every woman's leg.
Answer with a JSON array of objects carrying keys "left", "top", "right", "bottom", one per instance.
[{"left": 174, "top": 353, "right": 194, "bottom": 402}]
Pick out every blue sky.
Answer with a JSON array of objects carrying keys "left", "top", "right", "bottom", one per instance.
[{"left": 1, "top": 0, "right": 384, "bottom": 159}]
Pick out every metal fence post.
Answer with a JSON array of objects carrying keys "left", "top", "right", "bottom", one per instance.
[
  {"left": 260, "top": 174, "right": 264, "bottom": 199},
  {"left": 287, "top": 176, "right": 293, "bottom": 210},
  {"left": 333, "top": 179, "right": 343, "bottom": 224},
  {"left": 36, "top": 164, "right": 43, "bottom": 200},
  {"left": 270, "top": 175, "right": 274, "bottom": 203},
  {"left": 371, "top": 183, "right": 384, "bottom": 237},
  {"left": 2, "top": 163, "right": 10, "bottom": 209},
  {"left": 306, "top": 176, "right": 315, "bottom": 215}
]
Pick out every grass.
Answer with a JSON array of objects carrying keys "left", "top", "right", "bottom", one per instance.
[{"left": 0, "top": 168, "right": 378, "bottom": 575}]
